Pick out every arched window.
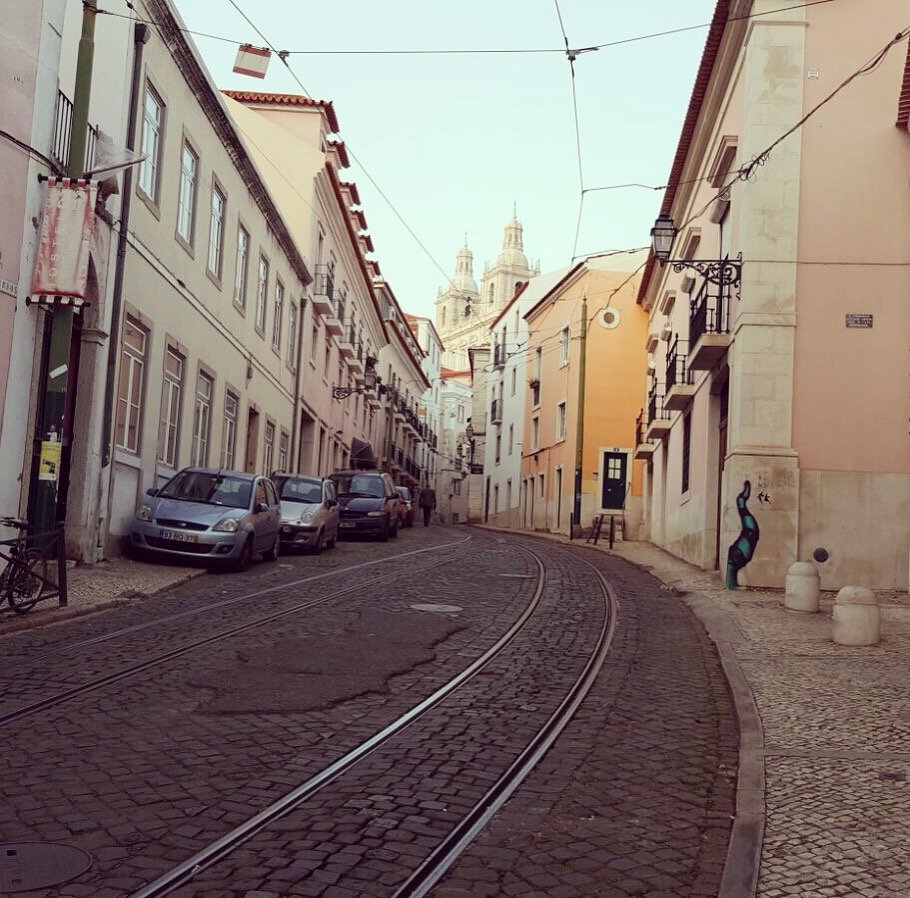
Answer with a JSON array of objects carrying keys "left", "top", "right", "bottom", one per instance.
[
  {"left": 441, "top": 307, "right": 447, "bottom": 327},
  {"left": 488, "top": 283, "right": 495, "bottom": 303}
]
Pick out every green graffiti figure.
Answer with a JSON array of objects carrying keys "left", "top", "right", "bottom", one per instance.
[{"left": 726, "top": 480, "right": 759, "bottom": 590}]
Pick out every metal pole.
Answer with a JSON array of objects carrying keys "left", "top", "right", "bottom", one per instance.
[
  {"left": 572, "top": 295, "right": 587, "bottom": 535},
  {"left": 69, "top": 0, "right": 97, "bottom": 179}
]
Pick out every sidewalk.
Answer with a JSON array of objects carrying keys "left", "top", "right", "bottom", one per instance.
[
  {"left": 0, "top": 555, "right": 204, "bottom": 636},
  {"left": 607, "top": 538, "right": 910, "bottom": 898}
]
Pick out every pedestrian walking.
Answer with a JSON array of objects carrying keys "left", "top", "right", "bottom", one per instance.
[{"left": 418, "top": 487, "right": 436, "bottom": 526}]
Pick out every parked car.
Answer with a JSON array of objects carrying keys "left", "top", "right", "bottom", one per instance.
[
  {"left": 395, "top": 486, "right": 415, "bottom": 527},
  {"left": 130, "top": 467, "right": 280, "bottom": 570},
  {"left": 272, "top": 473, "right": 339, "bottom": 553},
  {"left": 329, "top": 470, "right": 400, "bottom": 541}
]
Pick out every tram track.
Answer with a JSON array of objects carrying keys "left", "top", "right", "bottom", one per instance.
[
  {"left": 123, "top": 546, "right": 618, "bottom": 898},
  {"left": 0, "top": 536, "right": 474, "bottom": 728}
]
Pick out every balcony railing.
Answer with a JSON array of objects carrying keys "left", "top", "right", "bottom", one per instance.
[
  {"left": 51, "top": 89, "right": 99, "bottom": 174},
  {"left": 665, "top": 335, "right": 689, "bottom": 392},
  {"left": 314, "top": 264, "right": 335, "bottom": 300},
  {"left": 647, "top": 383, "right": 669, "bottom": 426},
  {"left": 635, "top": 409, "right": 645, "bottom": 447},
  {"left": 493, "top": 343, "right": 506, "bottom": 369},
  {"left": 689, "top": 275, "right": 730, "bottom": 348}
]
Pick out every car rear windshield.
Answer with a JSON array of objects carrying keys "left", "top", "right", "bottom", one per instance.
[
  {"left": 159, "top": 471, "right": 252, "bottom": 509},
  {"left": 276, "top": 478, "right": 323, "bottom": 503},
  {"left": 331, "top": 474, "right": 384, "bottom": 498}
]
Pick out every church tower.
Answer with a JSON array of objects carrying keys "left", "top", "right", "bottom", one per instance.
[{"left": 435, "top": 212, "right": 538, "bottom": 371}]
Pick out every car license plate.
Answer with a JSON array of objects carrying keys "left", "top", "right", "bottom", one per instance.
[
  {"left": 159, "top": 529, "right": 199, "bottom": 543},
  {"left": 340, "top": 522, "right": 356, "bottom": 529}
]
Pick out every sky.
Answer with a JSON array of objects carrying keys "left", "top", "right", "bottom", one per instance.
[{"left": 170, "top": 0, "right": 718, "bottom": 319}]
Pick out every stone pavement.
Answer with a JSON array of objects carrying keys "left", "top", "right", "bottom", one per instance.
[
  {"left": 606, "top": 538, "right": 910, "bottom": 898},
  {"left": 0, "top": 554, "right": 204, "bottom": 636}
]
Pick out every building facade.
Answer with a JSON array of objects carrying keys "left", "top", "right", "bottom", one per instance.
[{"left": 637, "top": 0, "right": 910, "bottom": 589}]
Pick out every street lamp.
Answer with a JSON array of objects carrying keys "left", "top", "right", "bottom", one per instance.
[
  {"left": 650, "top": 212, "right": 742, "bottom": 289},
  {"left": 333, "top": 357, "right": 379, "bottom": 400}
]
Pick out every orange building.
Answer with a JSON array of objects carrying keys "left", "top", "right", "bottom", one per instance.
[{"left": 520, "top": 253, "right": 649, "bottom": 536}]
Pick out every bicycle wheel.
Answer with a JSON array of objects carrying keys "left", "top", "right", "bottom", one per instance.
[{"left": 7, "top": 548, "right": 46, "bottom": 614}]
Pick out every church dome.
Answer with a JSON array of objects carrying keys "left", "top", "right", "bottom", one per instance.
[
  {"left": 450, "top": 242, "right": 479, "bottom": 296},
  {"left": 496, "top": 212, "right": 529, "bottom": 269}
]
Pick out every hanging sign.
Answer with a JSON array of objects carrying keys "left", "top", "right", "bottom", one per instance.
[
  {"left": 30, "top": 178, "right": 97, "bottom": 304},
  {"left": 233, "top": 44, "right": 272, "bottom": 78}
]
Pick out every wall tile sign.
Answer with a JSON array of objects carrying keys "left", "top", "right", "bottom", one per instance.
[{"left": 845, "top": 314, "right": 873, "bottom": 328}]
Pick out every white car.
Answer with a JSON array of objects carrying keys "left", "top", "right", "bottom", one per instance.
[{"left": 273, "top": 474, "right": 339, "bottom": 554}]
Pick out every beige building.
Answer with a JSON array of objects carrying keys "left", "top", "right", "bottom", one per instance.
[{"left": 637, "top": 0, "right": 910, "bottom": 590}]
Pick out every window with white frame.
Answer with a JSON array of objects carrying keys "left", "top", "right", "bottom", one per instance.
[
  {"left": 234, "top": 226, "right": 249, "bottom": 309},
  {"left": 207, "top": 185, "right": 225, "bottom": 277},
  {"left": 288, "top": 300, "right": 298, "bottom": 368},
  {"left": 114, "top": 317, "right": 147, "bottom": 452},
  {"left": 272, "top": 280, "right": 284, "bottom": 351},
  {"left": 191, "top": 370, "right": 214, "bottom": 466},
  {"left": 158, "top": 347, "right": 184, "bottom": 467},
  {"left": 221, "top": 391, "right": 238, "bottom": 469},
  {"left": 279, "top": 431, "right": 289, "bottom": 471},
  {"left": 263, "top": 421, "right": 275, "bottom": 476},
  {"left": 310, "top": 321, "right": 319, "bottom": 365},
  {"left": 177, "top": 142, "right": 198, "bottom": 244},
  {"left": 255, "top": 255, "right": 269, "bottom": 333},
  {"left": 560, "top": 326, "right": 570, "bottom": 365},
  {"left": 556, "top": 401, "right": 567, "bottom": 441},
  {"left": 138, "top": 85, "right": 163, "bottom": 199}
]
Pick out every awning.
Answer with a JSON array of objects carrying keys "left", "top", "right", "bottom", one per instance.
[
  {"left": 26, "top": 295, "right": 88, "bottom": 310},
  {"left": 350, "top": 438, "right": 377, "bottom": 470}
]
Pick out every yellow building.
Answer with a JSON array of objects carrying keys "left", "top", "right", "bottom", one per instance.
[{"left": 521, "top": 253, "right": 648, "bottom": 537}]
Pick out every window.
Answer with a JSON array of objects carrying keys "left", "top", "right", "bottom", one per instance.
[
  {"left": 288, "top": 301, "right": 298, "bottom": 369},
  {"left": 207, "top": 185, "right": 225, "bottom": 277},
  {"left": 457, "top": 405, "right": 465, "bottom": 423},
  {"left": 221, "top": 391, "right": 238, "bottom": 469},
  {"left": 272, "top": 280, "right": 284, "bottom": 351},
  {"left": 488, "top": 283, "right": 495, "bottom": 303},
  {"left": 532, "top": 415, "right": 540, "bottom": 450},
  {"left": 114, "top": 317, "right": 147, "bottom": 452},
  {"left": 560, "top": 326, "right": 570, "bottom": 365},
  {"left": 177, "top": 142, "right": 198, "bottom": 244},
  {"left": 682, "top": 411, "right": 692, "bottom": 493},
  {"left": 511, "top": 367, "right": 517, "bottom": 396},
  {"left": 494, "top": 484, "right": 499, "bottom": 513},
  {"left": 323, "top": 330, "right": 331, "bottom": 378},
  {"left": 535, "top": 347, "right": 543, "bottom": 381},
  {"left": 279, "top": 431, "right": 289, "bottom": 471},
  {"left": 556, "top": 401, "right": 567, "bottom": 441},
  {"left": 255, "top": 255, "right": 269, "bottom": 333},
  {"left": 234, "top": 226, "right": 249, "bottom": 309},
  {"left": 441, "top": 307, "right": 447, "bottom": 327},
  {"left": 508, "top": 423, "right": 514, "bottom": 455},
  {"left": 538, "top": 473, "right": 545, "bottom": 498},
  {"left": 495, "top": 433, "right": 501, "bottom": 464},
  {"left": 191, "top": 371, "right": 214, "bottom": 466},
  {"left": 138, "top": 85, "right": 163, "bottom": 199},
  {"left": 310, "top": 321, "right": 320, "bottom": 365},
  {"left": 263, "top": 421, "right": 275, "bottom": 476},
  {"left": 158, "top": 347, "right": 184, "bottom": 467},
  {"left": 453, "top": 479, "right": 462, "bottom": 496}
]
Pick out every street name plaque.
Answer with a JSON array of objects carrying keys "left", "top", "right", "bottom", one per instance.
[{"left": 845, "top": 314, "right": 873, "bottom": 328}]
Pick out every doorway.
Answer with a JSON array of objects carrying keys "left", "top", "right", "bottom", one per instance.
[
  {"left": 601, "top": 451, "right": 628, "bottom": 510},
  {"left": 245, "top": 407, "right": 260, "bottom": 473},
  {"left": 714, "top": 381, "right": 729, "bottom": 569}
]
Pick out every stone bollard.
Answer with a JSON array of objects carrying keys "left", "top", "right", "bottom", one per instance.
[
  {"left": 832, "top": 586, "right": 880, "bottom": 646},
  {"left": 785, "top": 562, "right": 820, "bottom": 613}
]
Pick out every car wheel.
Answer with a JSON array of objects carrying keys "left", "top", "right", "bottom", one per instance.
[
  {"left": 264, "top": 533, "right": 279, "bottom": 562},
  {"left": 233, "top": 536, "right": 254, "bottom": 572},
  {"left": 311, "top": 529, "right": 325, "bottom": 555}
]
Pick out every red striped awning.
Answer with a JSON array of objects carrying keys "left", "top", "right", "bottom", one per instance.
[{"left": 26, "top": 294, "right": 88, "bottom": 310}]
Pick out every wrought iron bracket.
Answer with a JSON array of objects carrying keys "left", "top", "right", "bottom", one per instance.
[
  {"left": 665, "top": 253, "right": 742, "bottom": 289},
  {"left": 333, "top": 386, "right": 363, "bottom": 400}
]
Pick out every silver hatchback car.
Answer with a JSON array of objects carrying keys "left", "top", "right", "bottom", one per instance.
[
  {"left": 130, "top": 467, "right": 281, "bottom": 570},
  {"left": 273, "top": 474, "right": 339, "bottom": 553}
]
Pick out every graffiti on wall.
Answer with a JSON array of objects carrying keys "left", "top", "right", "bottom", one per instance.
[{"left": 726, "top": 480, "right": 760, "bottom": 590}]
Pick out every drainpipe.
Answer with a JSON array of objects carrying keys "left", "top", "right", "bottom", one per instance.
[
  {"left": 69, "top": 0, "right": 97, "bottom": 179},
  {"left": 572, "top": 294, "right": 587, "bottom": 534},
  {"left": 100, "top": 23, "right": 149, "bottom": 468},
  {"left": 290, "top": 297, "right": 307, "bottom": 472}
]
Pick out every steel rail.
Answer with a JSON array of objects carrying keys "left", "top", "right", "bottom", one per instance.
[
  {"left": 0, "top": 535, "right": 473, "bottom": 672},
  {"left": 391, "top": 555, "right": 619, "bottom": 897},
  {"left": 0, "top": 538, "right": 474, "bottom": 728},
  {"left": 125, "top": 549, "right": 549, "bottom": 898}
]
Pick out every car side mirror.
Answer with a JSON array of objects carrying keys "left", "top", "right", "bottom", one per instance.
[
  {"left": 256, "top": 502, "right": 270, "bottom": 513},
  {"left": 146, "top": 488, "right": 159, "bottom": 497}
]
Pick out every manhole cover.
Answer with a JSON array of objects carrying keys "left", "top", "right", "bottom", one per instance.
[
  {"left": 410, "top": 603, "right": 462, "bottom": 614},
  {"left": 0, "top": 843, "right": 92, "bottom": 892}
]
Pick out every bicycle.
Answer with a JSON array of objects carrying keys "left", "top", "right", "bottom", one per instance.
[{"left": 0, "top": 516, "right": 47, "bottom": 614}]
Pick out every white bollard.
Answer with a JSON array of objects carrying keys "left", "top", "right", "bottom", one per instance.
[
  {"left": 785, "top": 562, "right": 820, "bottom": 613},
  {"left": 832, "top": 586, "right": 880, "bottom": 646}
]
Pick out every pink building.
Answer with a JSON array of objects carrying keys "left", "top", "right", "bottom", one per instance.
[{"left": 638, "top": 0, "right": 910, "bottom": 590}]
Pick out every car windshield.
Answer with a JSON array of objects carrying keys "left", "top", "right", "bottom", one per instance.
[
  {"left": 159, "top": 471, "right": 252, "bottom": 509},
  {"left": 277, "top": 478, "right": 323, "bottom": 504},
  {"left": 332, "top": 475, "right": 384, "bottom": 498}
]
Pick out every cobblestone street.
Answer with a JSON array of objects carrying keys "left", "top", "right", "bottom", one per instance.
[{"left": 0, "top": 526, "right": 736, "bottom": 897}]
